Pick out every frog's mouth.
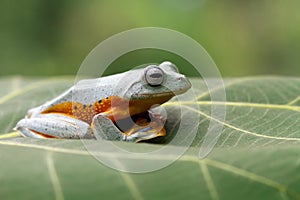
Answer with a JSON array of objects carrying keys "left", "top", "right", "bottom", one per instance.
[
  {"left": 132, "top": 83, "right": 191, "bottom": 98},
  {"left": 139, "top": 91, "right": 175, "bottom": 98}
]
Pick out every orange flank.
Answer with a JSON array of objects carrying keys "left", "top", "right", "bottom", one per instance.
[{"left": 41, "top": 96, "right": 129, "bottom": 124}]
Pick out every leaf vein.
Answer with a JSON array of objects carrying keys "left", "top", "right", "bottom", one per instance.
[
  {"left": 46, "top": 152, "right": 64, "bottom": 200},
  {"left": 287, "top": 96, "right": 300, "bottom": 106},
  {"left": 199, "top": 162, "right": 219, "bottom": 200},
  {"left": 182, "top": 106, "right": 300, "bottom": 141},
  {"left": 164, "top": 101, "right": 300, "bottom": 112},
  {"left": 119, "top": 172, "right": 144, "bottom": 200},
  {"left": 194, "top": 158, "right": 300, "bottom": 199}
]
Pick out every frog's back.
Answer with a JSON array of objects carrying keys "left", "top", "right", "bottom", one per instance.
[
  {"left": 73, "top": 72, "right": 133, "bottom": 104},
  {"left": 28, "top": 68, "right": 145, "bottom": 117}
]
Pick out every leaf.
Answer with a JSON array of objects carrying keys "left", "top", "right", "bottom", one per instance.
[{"left": 1, "top": 76, "right": 300, "bottom": 200}]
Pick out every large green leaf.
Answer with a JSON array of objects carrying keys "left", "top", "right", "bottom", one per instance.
[{"left": 0, "top": 76, "right": 300, "bottom": 200}]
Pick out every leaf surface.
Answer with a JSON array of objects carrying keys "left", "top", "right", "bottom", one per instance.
[{"left": 0, "top": 76, "right": 300, "bottom": 200}]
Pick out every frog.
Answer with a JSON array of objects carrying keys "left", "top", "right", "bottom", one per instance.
[{"left": 15, "top": 61, "right": 191, "bottom": 142}]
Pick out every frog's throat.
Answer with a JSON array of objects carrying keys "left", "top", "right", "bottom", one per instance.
[{"left": 128, "top": 94, "right": 174, "bottom": 115}]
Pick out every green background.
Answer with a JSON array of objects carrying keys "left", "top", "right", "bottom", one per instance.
[{"left": 1, "top": 0, "right": 300, "bottom": 76}]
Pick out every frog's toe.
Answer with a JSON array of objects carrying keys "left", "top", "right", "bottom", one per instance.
[
  {"left": 123, "top": 131, "right": 156, "bottom": 142},
  {"left": 92, "top": 115, "right": 125, "bottom": 141}
]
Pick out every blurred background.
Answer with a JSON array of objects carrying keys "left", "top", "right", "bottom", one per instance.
[{"left": 0, "top": 0, "right": 299, "bottom": 77}]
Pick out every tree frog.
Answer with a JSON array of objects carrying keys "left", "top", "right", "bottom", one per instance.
[{"left": 15, "top": 61, "right": 191, "bottom": 142}]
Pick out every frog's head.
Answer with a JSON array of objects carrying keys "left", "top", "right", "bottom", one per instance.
[{"left": 123, "top": 61, "right": 191, "bottom": 105}]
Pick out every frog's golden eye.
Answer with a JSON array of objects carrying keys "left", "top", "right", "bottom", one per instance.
[{"left": 145, "top": 66, "right": 164, "bottom": 86}]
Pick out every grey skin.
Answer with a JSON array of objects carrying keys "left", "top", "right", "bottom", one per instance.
[{"left": 15, "top": 61, "right": 191, "bottom": 142}]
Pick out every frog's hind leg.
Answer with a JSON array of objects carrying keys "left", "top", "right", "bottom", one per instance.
[
  {"left": 15, "top": 114, "right": 93, "bottom": 139},
  {"left": 16, "top": 126, "right": 49, "bottom": 139}
]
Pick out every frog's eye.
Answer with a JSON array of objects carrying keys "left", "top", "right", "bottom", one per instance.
[
  {"left": 145, "top": 66, "right": 164, "bottom": 86},
  {"left": 159, "top": 61, "right": 179, "bottom": 73}
]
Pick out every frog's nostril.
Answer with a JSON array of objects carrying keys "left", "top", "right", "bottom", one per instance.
[{"left": 177, "top": 77, "right": 183, "bottom": 81}]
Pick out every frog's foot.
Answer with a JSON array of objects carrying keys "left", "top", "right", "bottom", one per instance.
[
  {"left": 15, "top": 114, "right": 93, "bottom": 139},
  {"left": 124, "top": 117, "right": 166, "bottom": 142}
]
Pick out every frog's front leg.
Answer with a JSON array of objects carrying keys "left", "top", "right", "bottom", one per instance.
[
  {"left": 92, "top": 114, "right": 126, "bottom": 141},
  {"left": 15, "top": 114, "right": 93, "bottom": 139},
  {"left": 92, "top": 112, "right": 166, "bottom": 142}
]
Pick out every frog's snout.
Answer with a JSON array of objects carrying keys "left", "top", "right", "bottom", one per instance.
[
  {"left": 177, "top": 75, "right": 190, "bottom": 84},
  {"left": 174, "top": 75, "right": 191, "bottom": 94}
]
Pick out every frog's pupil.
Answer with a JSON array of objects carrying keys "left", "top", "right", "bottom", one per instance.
[{"left": 150, "top": 73, "right": 162, "bottom": 78}]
